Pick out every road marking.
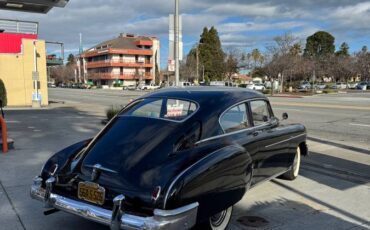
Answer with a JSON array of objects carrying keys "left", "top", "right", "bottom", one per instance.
[
  {"left": 5, "top": 120, "right": 20, "bottom": 123},
  {"left": 349, "top": 123, "right": 370, "bottom": 128},
  {"left": 272, "top": 102, "right": 370, "bottom": 111}
]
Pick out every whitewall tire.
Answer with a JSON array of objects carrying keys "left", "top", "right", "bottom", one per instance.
[
  {"left": 209, "top": 206, "right": 233, "bottom": 230},
  {"left": 282, "top": 146, "right": 301, "bottom": 180}
]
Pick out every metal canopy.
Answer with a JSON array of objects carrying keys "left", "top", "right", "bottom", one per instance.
[{"left": 0, "top": 0, "right": 69, "bottom": 13}]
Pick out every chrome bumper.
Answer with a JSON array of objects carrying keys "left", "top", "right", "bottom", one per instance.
[{"left": 30, "top": 177, "right": 198, "bottom": 230}]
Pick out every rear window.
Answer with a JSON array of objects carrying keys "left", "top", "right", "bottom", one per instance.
[{"left": 122, "top": 98, "right": 197, "bottom": 121}]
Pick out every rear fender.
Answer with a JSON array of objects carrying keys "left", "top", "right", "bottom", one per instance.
[
  {"left": 41, "top": 139, "right": 92, "bottom": 179},
  {"left": 164, "top": 145, "right": 253, "bottom": 222}
]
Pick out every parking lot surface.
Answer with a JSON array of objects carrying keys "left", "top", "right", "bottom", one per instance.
[{"left": 0, "top": 88, "right": 369, "bottom": 230}]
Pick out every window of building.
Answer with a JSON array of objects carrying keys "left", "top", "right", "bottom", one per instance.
[
  {"left": 250, "top": 100, "right": 271, "bottom": 126},
  {"left": 220, "top": 104, "right": 249, "bottom": 133}
]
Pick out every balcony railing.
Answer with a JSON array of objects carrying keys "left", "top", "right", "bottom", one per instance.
[
  {"left": 0, "top": 18, "right": 38, "bottom": 34},
  {"left": 88, "top": 72, "right": 153, "bottom": 80},
  {"left": 86, "top": 59, "right": 153, "bottom": 68}
]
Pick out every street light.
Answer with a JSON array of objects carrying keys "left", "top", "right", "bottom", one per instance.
[{"left": 174, "top": 0, "right": 180, "bottom": 86}]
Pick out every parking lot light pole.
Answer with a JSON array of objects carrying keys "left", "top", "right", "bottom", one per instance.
[{"left": 174, "top": 0, "right": 180, "bottom": 86}]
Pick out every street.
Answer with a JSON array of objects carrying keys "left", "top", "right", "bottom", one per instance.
[{"left": 0, "top": 88, "right": 369, "bottom": 230}]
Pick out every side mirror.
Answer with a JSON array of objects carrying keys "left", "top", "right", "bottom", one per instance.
[{"left": 282, "top": 112, "right": 288, "bottom": 120}]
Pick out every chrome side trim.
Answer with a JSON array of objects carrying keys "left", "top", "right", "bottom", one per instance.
[
  {"left": 195, "top": 123, "right": 271, "bottom": 145},
  {"left": 30, "top": 177, "right": 199, "bottom": 230},
  {"left": 163, "top": 146, "right": 230, "bottom": 209},
  {"left": 265, "top": 133, "right": 306, "bottom": 148}
]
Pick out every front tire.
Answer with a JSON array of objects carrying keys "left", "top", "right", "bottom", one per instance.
[{"left": 281, "top": 146, "right": 301, "bottom": 180}]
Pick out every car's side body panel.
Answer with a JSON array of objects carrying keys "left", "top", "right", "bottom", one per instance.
[{"left": 164, "top": 145, "right": 253, "bottom": 222}]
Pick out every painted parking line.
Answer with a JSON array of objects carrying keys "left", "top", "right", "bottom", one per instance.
[{"left": 349, "top": 123, "right": 370, "bottom": 128}]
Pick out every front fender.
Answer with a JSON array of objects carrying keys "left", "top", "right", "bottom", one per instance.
[
  {"left": 40, "top": 139, "right": 92, "bottom": 180},
  {"left": 164, "top": 145, "right": 253, "bottom": 222}
]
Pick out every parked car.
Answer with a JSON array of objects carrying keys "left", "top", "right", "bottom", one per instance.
[
  {"left": 347, "top": 82, "right": 358, "bottom": 89},
  {"left": 331, "top": 82, "right": 347, "bottom": 90},
  {"left": 298, "top": 81, "right": 311, "bottom": 91},
  {"left": 356, "top": 82, "right": 368, "bottom": 90},
  {"left": 314, "top": 83, "right": 327, "bottom": 90},
  {"left": 30, "top": 87, "right": 308, "bottom": 230},
  {"left": 139, "top": 83, "right": 160, "bottom": 90},
  {"left": 179, "top": 81, "right": 192, "bottom": 87},
  {"left": 47, "top": 83, "right": 56, "bottom": 88},
  {"left": 123, "top": 85, "right": 137, "bottom": 90},
  {"left": 246, "top": 83, "right": 266, "bottom": 91}
]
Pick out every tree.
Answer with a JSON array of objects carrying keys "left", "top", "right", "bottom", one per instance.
[
  {"left": 304, "top": 31, "right": 335, "bottom": 57},
  {"left": 251, "top": 49, "right": 264, "bottom": 69},
  {"left": 198, "top": 27, "right": 225, "bottom": 81},
  {"left": 224, "top": 49, "right": 239, "bottom": 82},
  {"left": 336, "top": 42, "right": 350, "bottom": 57},
  {"left": 0, "top": 79, "right": 7, "bottom": 107},
  {"left": 67, "top": 54, "right": 76, "bottom": 66},
  {"left": 355, "top": 46, "right": 370, "bottom": 80}
]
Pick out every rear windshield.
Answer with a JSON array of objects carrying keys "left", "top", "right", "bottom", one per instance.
[{"left": 120, "top": 98, "right": 198, "bottom": 121}]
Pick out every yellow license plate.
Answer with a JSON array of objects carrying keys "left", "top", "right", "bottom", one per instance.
[{"left": 78, "top": 182, "right": 105, "bottom": 205}]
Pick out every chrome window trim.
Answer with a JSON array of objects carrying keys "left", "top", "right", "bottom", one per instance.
[
  {"left": 118, "top": 97, "right": 200, "bottom": 124},
  {"left": 194, "top": 98, "right": 272, "bottom": 146},
  {"left": 218, "top": 98, "right": 272, "bottom": 134},
  {"left": 163, "top": 146, "right": 230, "bottom": 209}
]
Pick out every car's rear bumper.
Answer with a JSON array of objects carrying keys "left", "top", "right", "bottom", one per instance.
[{"left": 30, "top": 176, "right": 198, "bottom": 230}]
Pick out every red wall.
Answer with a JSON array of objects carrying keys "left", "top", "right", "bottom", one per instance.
[{"left": 0, "top": 33, "right": 38, "bottom": 54}]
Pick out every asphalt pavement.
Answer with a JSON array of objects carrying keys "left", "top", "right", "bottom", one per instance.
[{"left": 0, "top": 88, "right": 369, "bottom": 230}]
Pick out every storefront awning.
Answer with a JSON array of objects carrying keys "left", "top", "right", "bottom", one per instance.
[{"left": 0, "top": 0, "right": 69, "bottom": 13}]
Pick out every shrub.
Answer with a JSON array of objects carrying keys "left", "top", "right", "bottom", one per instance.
[
  {"left": 263, "top": 89, "right": 271, "bottom": 95},
  {"left": 0, "top": 79, "right": 7, "bottom": 107},
  {"left": 322, "top": 89, "right": 337, "bottom": 94},
  {"left": 106, "top": 105, "right": 123, "bottom": 120}
]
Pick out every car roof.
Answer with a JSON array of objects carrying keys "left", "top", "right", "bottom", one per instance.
[{"left": 143, "top": 87, "right": 266, "bottom": 107}]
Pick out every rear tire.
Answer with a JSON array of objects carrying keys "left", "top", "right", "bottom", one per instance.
[
  {"left": 281, "top": 146, "right": 301, "bottom": 180},
  {"left": 196, "top": 206, "right": 233, "bottom": 230}
]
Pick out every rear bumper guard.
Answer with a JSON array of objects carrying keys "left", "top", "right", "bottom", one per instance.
[{"left": 30, "top": 176, "right": 198, "bottom": 230}]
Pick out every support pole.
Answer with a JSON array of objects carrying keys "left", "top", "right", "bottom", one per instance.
[{"left": 174, "top": 0, "right": 180, "bottom": 86}]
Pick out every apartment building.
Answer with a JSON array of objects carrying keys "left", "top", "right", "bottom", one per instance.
[{"left": 81, "top": 34, "right": 160, "bottom": 87}]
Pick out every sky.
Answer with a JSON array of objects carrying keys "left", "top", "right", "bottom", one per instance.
[{"left": 1, "top": 0, "right": 369, "bottom": 69}]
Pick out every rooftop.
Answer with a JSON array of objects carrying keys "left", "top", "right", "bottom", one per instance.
[{"left": 85, "top": 34, "right": 156, "bottom": 52}]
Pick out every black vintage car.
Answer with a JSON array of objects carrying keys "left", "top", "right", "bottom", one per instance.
[{"left": 31, "top": 87, "right": 308, "bottom": 230}]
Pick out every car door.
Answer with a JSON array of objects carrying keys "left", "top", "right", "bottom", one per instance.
[
  {"left": 248, "top": 100, "right": 291, "bottom": 184},
  {"left": 219, "top": 102, "right": 268, "bottom": 186}
]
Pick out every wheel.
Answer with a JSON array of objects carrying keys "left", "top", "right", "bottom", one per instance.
[
  {"left": 196, "top": 206, "right": 233, "bottom": 230},
  {"left": 281, "top": 146, "right": 301, "bottom": 180}
]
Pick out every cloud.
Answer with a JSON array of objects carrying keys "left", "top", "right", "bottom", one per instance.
[{"left": 0, "top": 0, "right": 369, "bottom": 65}]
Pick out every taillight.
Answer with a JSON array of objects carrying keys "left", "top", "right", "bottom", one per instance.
[{"left": 151, "top": 186, "right": 161, "bottom": 201}]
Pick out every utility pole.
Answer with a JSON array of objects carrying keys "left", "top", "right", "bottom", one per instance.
[
  {"left": 174, "top": 0, "right": 180, "bottom": 86},
  {"left": 196, "top": 45, "right": 199, "bottom": 83}
]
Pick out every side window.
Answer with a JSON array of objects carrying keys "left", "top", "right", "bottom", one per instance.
[
  {"left": 220, "top": 104, "right": 249, "bottom": 133},
  {"left": 164, "top": 99, "right": 197, "bottom": 121},
  {"left": 250, "top": 100, "right": 271, "bottom": 126},
  {"left": 130, "top": 99, "right": 163, "bottom": 118}
]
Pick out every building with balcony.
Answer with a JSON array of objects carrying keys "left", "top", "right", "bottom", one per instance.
[{"left": 81, "top": 33, "right": 160, "bottom": 87}]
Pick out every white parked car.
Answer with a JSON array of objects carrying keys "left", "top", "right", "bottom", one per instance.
[
  {"left": 347, "top": 82, "right": 358, "bottom": 89},
  {"left": 246, "top": 83, "right": 266, "bottom": 91},
  {"left": 332, "top": 82, "right": 347, "bottom": 90},
  {"left": 139, "top": 83, "right": 160, "bottom": 90}
]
